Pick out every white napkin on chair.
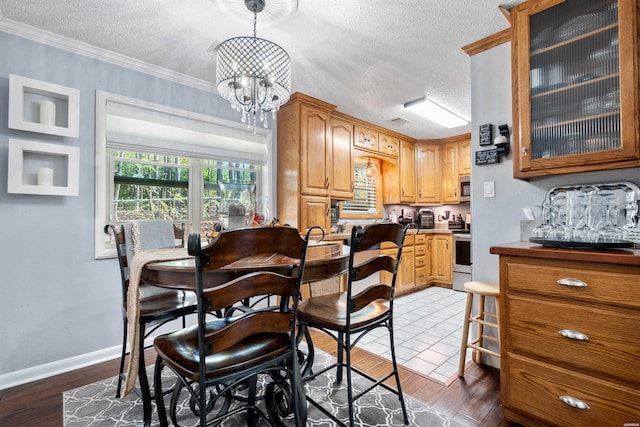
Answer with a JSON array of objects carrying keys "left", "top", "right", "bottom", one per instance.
[{"left": 123, "top": 247, "right": 190, "bottom": 397}]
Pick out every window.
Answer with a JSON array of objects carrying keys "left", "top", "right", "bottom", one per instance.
[
  {"left": 340, "top": 158, "right": 382, "bottom": 219},
  {"left": 95, "top": 91, "right": 272, "bottom": 258}
]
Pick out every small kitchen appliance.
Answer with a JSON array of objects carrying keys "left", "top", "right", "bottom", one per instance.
[{"left": 418, "top": 209, "right": 435, "bottom": 229}]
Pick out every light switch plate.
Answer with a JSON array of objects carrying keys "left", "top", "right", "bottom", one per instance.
[{"left": 483, "top": 181, "right": 495, "bottom": 198}]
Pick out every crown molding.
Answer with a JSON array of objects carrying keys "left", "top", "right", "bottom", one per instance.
[{"left": 0, "top": 18, "right": 217, "bottom": 93}]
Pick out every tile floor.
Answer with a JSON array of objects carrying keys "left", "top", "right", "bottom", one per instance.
[{"left": 356, "top": 286, "right": 471, "bottom": 384}]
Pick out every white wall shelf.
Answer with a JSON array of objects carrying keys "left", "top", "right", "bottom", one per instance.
[
  {"left": 7, "top": 139, "right": 80, "bottom": 196},
  {"left": 8, "top": 74, "right": 80, "bottom": 137}
]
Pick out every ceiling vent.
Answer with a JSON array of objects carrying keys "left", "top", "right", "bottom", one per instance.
[{"left": 389, "top": 117, "right": 410, "bottom": 126}]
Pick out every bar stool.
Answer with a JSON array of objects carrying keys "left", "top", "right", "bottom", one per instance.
[{"left": 458, "top": 280, "right": 500, "bottom": 377}]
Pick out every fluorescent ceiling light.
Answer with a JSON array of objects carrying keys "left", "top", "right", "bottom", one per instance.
[{"left": 404, "top": 97, "right": 468, "bottom": 128}]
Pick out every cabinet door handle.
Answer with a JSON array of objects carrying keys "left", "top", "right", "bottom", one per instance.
[
  {"left": 559, "top": 395, "right": 590, "bottom": 410},
  {"left": 521, "top": 146, "right": 529, "bottom": 156},
  {"left": 557, "top": 278, "right": 588, "bottom": 287},
  {"left": 351, "top": 182, "right": 354, "bottom": 192},
  {"left": 325, "top": 177, "right": 330, "bottom": 189},
  {"left": 559, "top": 329, "right": 589, "bottom": 341}
]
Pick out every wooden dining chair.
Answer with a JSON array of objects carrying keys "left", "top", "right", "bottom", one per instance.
[
  {"left": 298, "top": 222, "right": 410, "bottom": 426},
  {"left": 153, "top": 226, "right": 314, "bottom": 427},
  {"left": 104, "top": 221, "right": 197, "bottom": 426}
]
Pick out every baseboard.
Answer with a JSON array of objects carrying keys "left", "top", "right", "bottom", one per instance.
[{"left": 0, "top": 345, "right": 121, "bottom": 390}]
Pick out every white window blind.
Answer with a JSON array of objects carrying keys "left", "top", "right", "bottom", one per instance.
[{"left": 342, "top": 162, "right": 378, "bottom": 214}]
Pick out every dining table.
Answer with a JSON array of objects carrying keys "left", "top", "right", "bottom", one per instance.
[{"left": 141, "top": 240, "right": 350, "bottom": 290}]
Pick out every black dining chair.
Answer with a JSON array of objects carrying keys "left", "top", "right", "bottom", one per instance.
[
  {"left": 153, "top": 226, "right": 314, "bottom": 427},
  {"left": 298, "top": 222, "right": 410, "bottom": 426},
  {"left": 104, "top": 221, "right": 198, "bottom": 426}
]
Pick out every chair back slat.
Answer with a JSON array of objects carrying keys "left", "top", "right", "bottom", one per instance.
[
  {"left": 352, "top": 255, "right": 397, "bottom": 281},
  {"left": 204, "top": 272, "right": 298, "bottom": 311},
  {"left": 191, "top": 227, "right": 307, "bottom": 272},
  {"left": 204, "top": 311, "right": 293, "bottom": 353}
]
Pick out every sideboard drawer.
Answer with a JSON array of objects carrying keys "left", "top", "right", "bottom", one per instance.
[
  {"left": 503, "top": 257, "right": 640, "bottom": 309},
  {"left": 414, "top": 255, "right": 426, "bottom": 268},
  {"left": 505, "top": 354, "right": 640, "bottom": 425},
  {"left": 508, "top": 295, "right": 640, "bottom": 384},
  {"left": 415, "top": 234, "right": 426, "bottom": 245},
  {"left": 414, "top": 245, "right": 426, "bottom": 257}
]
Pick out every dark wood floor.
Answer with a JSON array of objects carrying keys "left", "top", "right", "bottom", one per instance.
[{"left": 0, "top": 329, "right": 516, "bottom": 426}]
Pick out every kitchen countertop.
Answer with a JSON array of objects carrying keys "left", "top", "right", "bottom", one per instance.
[{"left": 322, "top": 227, "right": 455, "bottom": 242}]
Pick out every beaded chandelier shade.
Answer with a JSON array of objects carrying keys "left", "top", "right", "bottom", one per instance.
[{"left": 216, "top": 0, "right": 291, "bottom": 128}]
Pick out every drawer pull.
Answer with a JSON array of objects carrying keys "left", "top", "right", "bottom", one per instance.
[
  {"left": 559, "top": 395, "right": 590, "bottom": 410},
  {"left": 559, "top": 329, "right": 589, "bottom": 341},
  {"left": 557, "top": 278, "right": 587, "bottom": 287}
]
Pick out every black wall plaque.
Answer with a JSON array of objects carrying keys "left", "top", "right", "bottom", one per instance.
[
  {"left": 475, "top": 148, "right": 500, "bottom": 165},
  {"left": 479, "top": 123, "right": 492, "bottom": 146}
]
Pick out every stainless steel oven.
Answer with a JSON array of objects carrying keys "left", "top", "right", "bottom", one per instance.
[{"left": 452, "top": 231, "right": 471, "bottom": 291}]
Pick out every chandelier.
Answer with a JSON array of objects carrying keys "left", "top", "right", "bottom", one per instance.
[{"left": 216, "top": 0, "right": 291, "bottom": 128}]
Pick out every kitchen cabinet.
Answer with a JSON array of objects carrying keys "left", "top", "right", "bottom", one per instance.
[
  {"left": 277, "top": 93, "right": 337, "bottom": 232},
  {"left": 381, "top": 234, "right": 414, "bottom": 292},
  {"left": 511, "top": 0, "right": 640, "bottom": 178},
  {"left": 354, "top": 125, "right": 379, "bottom": 152},
  {"left": 440, "top": 141, "right": 459, "bottom": 204},
  {"left": 379, "top": 132, "right": 399, "bottom": 157},
  {"left": 414, "top": 234, "right": 429, "bottom": 287},
  {"left": 432, "top": 234, "right": 452, "bottom": 284},
  {"left": 299, "top": 195, "right": 331, "bottom": 233},
  {"left": 329, "top": 118, "right": 354, "bottom": 200},
  {"left": 458, "top": 138, "right": 471, "bottom": 176},
  {"left": 415, "top": 143, "right": 441, "bottom": 204},
  {"left": 381, "top": 140, "right": 416, "bottom": 204},
  {"left": 490, "top": 243, "right": 640, "bottom": 426},
  {"left": 399, "top": 140, "right": 416, "bottom": 203}
]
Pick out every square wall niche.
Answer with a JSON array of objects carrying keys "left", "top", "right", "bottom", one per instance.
[
  {"left": 7, "top": 139, "right": 80, "bottom": 196},
  {"left": 8, "top": 74, "right": 80, "bottom": 137}
]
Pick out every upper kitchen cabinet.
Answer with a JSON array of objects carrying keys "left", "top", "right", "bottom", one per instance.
[
  {"left": 379, "top": 132, "right": 400, "bottom": 157},
  {"left": 512, "top": 0, "right": 639, "bottom": 179},
  {"left": 382, "top": 140, "right": 416, "bottom": 204},
  {"left": 458, "top": 138, "right": 471, "bottom": 176},
  {"left": 354, "top": 125, "right": 379, "bottom": 152},
  {"left": 416, "top": 143, "right": 441, "bottom": 204},
  {"left": 400, "top": 140, "right": 416, "bottom": 203},
  {"left": 277, "top": 93, "right": 338, "bottom": 232},
  {"left": 329, "top": 118, "right": 355, "bottom": 200},
  {"left": 441, "top": 140, "right": 459, "bottom": 204}
]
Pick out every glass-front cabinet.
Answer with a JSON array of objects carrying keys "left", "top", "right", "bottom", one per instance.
[{"left": 512, "top": 0, "right": 639, "bottom": 179}]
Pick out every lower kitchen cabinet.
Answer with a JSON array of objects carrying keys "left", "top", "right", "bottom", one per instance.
[
  {"left": 381, "top": 234, "right": 414, "bottom": 292},
  {"left": 414, "top": 234, "right": 428, "bottom": 287},
  {"left": 490, "top": 243, "right": 640, "bottom": 427},
  {"left": 432, "top": 234, "right": 452, "bottom": 284}
]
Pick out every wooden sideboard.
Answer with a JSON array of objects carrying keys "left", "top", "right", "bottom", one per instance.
[{"left": 490, "top": 242, "right": 640, "bottom": 426}]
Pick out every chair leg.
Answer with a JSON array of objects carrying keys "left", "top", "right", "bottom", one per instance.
[
  {"left": 153, "top": 357, "right": 169, "bottom": 427},
  {"left": 138, "top": 323, "right": 152, "bottom": 427},
  {"left": 247, "top": 375, "right": 259, "bottom": 427},
  {"left": 336, "top": 331, "right": 344, "bottom": 383},
  {"left": 116, "top": 318, "right": 128, "bottom": 398},
  {"left": 458, "top": 291, "right": 474, "bottom": 377},
  {"left": 474, "top": 295, "right": 486, "bottom": 364},
  {"left": 291, "top": 353, "right": 308, "bottom": 427},
  {"left": 345, "top": 333, "right": 355, "bottom": 427},
  {"left": 388, "top": 325, "right": 409, "bottom": 424}
]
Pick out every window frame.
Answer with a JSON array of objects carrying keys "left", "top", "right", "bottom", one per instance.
[
  {"left": 95, "top": 91, "right": 273, "bottom": 258},
  {"left": 340, "top": 157, "right": 383, "bottom": 220}
]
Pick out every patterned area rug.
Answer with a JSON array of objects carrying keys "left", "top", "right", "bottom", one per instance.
[{"left": 64, "top": 350, "right": 463, "bottom": 426}]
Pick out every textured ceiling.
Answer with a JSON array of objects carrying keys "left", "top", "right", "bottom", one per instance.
[{"left": 0, "top": 0, "right": 524, "bottom": 139}]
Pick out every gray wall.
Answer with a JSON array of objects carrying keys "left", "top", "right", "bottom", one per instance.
[
  {"left": 469, "top": 41, "right": 640, "bottom": 367},
  {"left": 0, "top": 31, "right": 269, "bottom": 386},
  {"left": 470, "top": 41, "right": 640, "bottom": 282}
]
